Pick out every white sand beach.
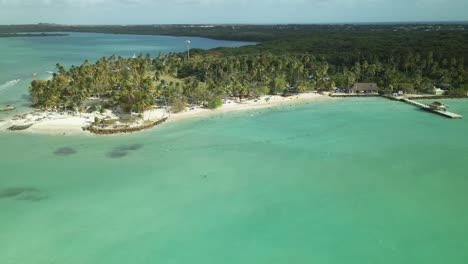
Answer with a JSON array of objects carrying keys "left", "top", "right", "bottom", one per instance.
[
  {"left": 0, "top": 93, "right": 334, "bottom": 135},
  {"left": 154, "top": 93, "right": 334, "bottom": 122}
]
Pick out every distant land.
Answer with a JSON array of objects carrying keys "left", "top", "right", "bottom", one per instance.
[
  {"left": 0, "top": 23, "right": 466, "bottom": 42},
  {"left": 0, "top": 32, "right": 69, "bottom": 38}
]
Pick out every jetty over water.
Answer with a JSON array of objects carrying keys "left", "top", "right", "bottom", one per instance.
[{"left": 391, "top": 97, "right": 462, "bottom": 119}]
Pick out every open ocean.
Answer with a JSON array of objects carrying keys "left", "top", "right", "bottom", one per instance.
[{"left": 1, "top": 33, "right": 468, "bottom": 264}]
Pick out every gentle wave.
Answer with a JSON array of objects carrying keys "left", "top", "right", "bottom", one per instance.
[
  {"left": 0, "top": 79, "right": 20, "bottom": 92},
  {"left": 45, "top": 71, "right": 55, "bottom": 74}
]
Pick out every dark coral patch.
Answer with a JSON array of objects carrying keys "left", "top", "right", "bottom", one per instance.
[
  {"left": 54, "top": 147, "right": 77, "bottom": 156},
  {"left": 0, "top": 187, "right": 29, "bottom": 198},
  {"left": 106, "top": 144, "right": 143, "bottom": 159},
  {"left": 106, "top": 151, "right": 129, "bottom": 159},
  {"left": 0, "top": 187, "right": 45, "bottom": 201},
  {"left": 115, "top": 144, "right": 143, "bottom": 152}
]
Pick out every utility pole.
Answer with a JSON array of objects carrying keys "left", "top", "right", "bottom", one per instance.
[{"left": 186, "top": 40, "right": 191, "bottom": 60}]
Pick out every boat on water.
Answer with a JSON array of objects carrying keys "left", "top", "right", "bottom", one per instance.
[{"left": 0, "top": 105, "right": 15, "bottom": 112}]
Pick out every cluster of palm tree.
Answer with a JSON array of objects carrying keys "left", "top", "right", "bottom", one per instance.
[
  {"left": 160, "top": 52, "right": 333, "bottom": 101},
  {"left": 29, "top": 48, "right": 467, "bottom": 113},
  {"left": 30, "top": 54, "right": 157, "bottom": 113},
  {"left": 29, "top": 52, "right": 333, "bottom": 113},
  {"left": 330, "top": 52, "right": 467, "bottom": 94}
]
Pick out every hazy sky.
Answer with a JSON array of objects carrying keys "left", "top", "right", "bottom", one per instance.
[{"left": 0, "top": 0, "right": 467, "bottom": 24}]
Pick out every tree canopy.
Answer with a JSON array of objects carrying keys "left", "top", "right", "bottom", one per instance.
[{"left": 28, "top": 24, "right": 468, "bottom": 112}]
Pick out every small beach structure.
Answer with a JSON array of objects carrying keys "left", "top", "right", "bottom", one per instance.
[
  {"left": 347, "top": 83, "right": 380, "bottom": 94},
  {"left": 0, "top": 105, "right": 15, "bottom": 112},
  {"left": 283, "top": 87, "right": 298, "bottom": 97},
  {"left": 434, "top": 88, "right": 446, "bottom": 96}
]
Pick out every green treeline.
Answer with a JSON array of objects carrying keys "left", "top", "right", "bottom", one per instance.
[
  {"left": 29, "top": 50, "right": 467, "bottom": 113},
  {"left": 0, "top": 33, "right": 68, "bottom": 38},
  {"left": 28, "top": 24, "right": 468, "bottom": 113},
  {"left": 28, "top": 53, "right": 333, "bottom": 112}
]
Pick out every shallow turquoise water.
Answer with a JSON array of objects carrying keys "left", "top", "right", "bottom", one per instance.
[{"left": 1, "top": 34, "right": 468, "bottom": 264}]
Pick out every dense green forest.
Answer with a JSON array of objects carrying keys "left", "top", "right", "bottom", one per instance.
[
  {"left": 1, "top": 23, "right": 466, "bottom": 42},
  {"left": 25, "top": 23, "right": 468, "bottom": 113},
  {"left": 29, "top": 53, "right": 330, "bottom": 112},
  {"left": 0, "top": 33, "right": 68, "bottom": 38}
]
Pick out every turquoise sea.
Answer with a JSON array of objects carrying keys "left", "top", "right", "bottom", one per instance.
[{"left": 1, "top": 34, "right": 468, "bottom": 264}]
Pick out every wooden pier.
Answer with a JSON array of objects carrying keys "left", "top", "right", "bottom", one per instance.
[{"left": 395, "top": 97, "right": 462, "bottom": 119}]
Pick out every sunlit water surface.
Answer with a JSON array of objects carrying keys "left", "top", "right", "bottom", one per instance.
[{"left": 1, "top": 33, "right": 468, "bottom": 264}]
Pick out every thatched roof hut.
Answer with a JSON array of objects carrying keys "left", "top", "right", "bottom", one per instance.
[
  {"left": 428, "top": 101, "right": 447, "bottom": 110},
  {"left": 348, "top": 83, "right": 380, "bottom": 93}
]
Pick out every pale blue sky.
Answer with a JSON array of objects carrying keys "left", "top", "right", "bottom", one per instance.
[{"left": 0, "top": 0, "right": 467, "bottom": 24}]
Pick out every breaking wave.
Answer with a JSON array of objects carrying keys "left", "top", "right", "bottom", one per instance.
[{"left": 0, "top": 79, "right": 20, "bottom": 93}]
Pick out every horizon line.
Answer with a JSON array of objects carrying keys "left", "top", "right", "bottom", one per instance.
[{"left": 1, "top": 21, "right": 468, "bottom": 26}]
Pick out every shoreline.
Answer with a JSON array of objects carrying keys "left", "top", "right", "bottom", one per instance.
[
  {"left": 0, "top": 93, "right": 334, "bottom": 136},
  {"left": 161, "top": 93, "right": 334, "bottom": 122}
]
